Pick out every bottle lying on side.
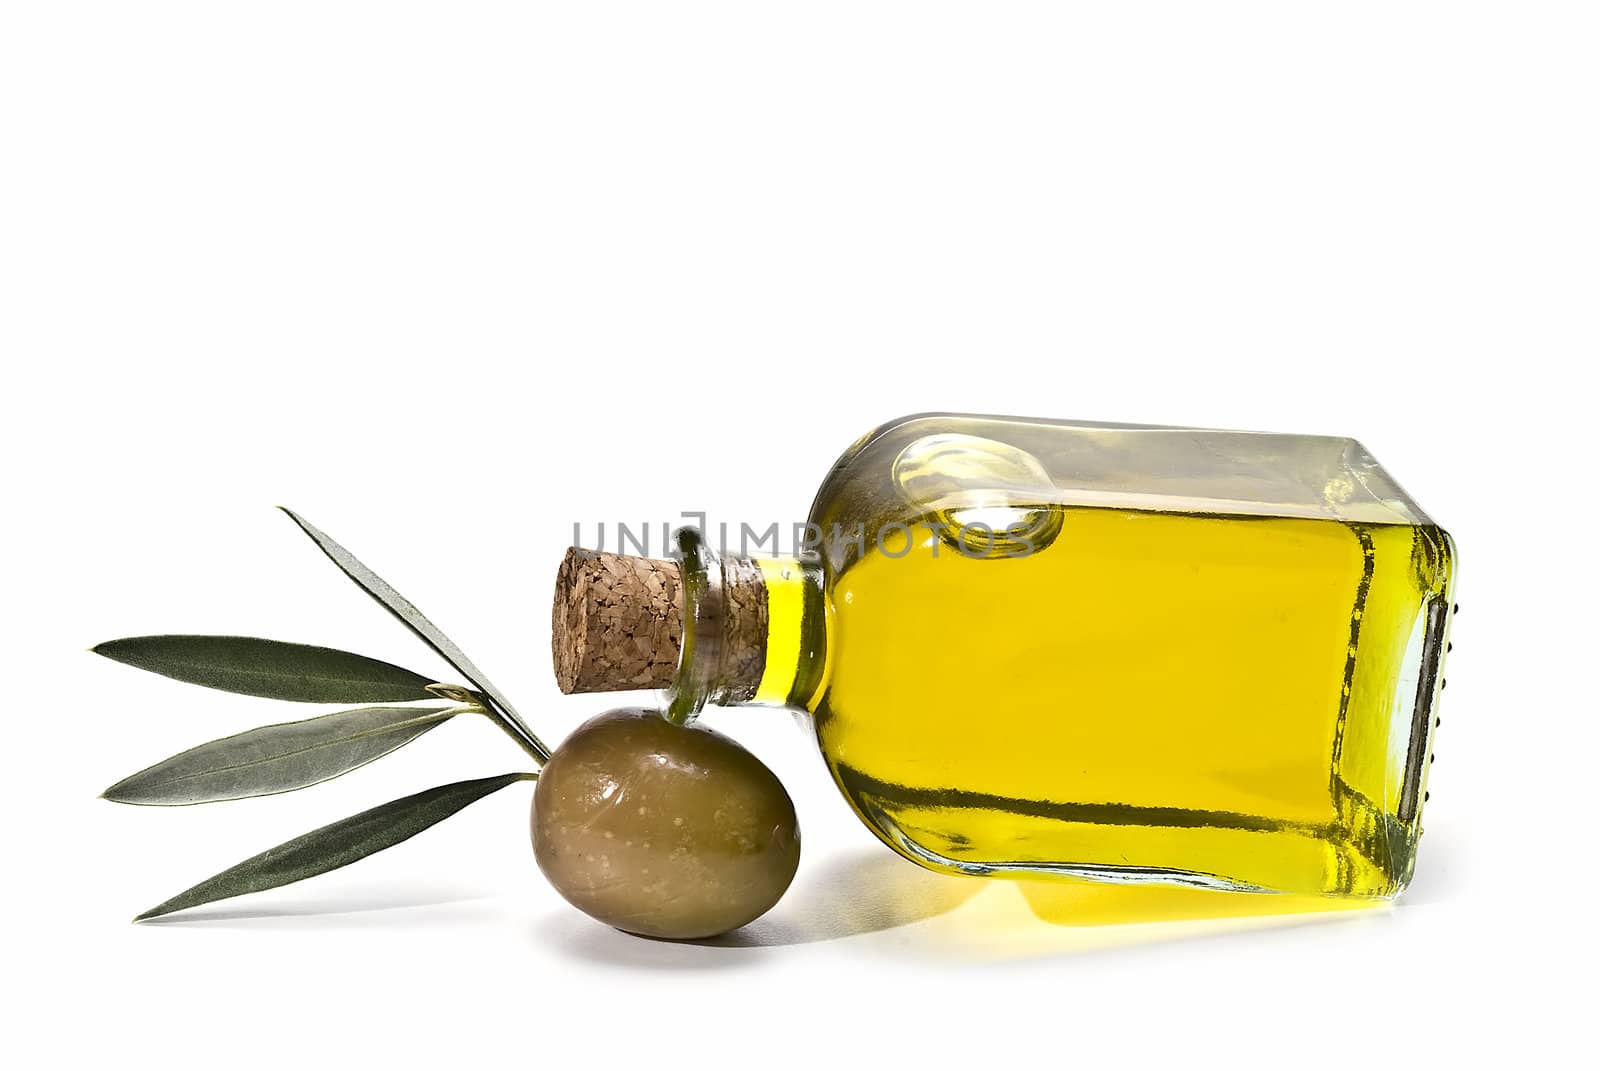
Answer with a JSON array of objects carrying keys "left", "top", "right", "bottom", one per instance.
[{"left": 553, "top": 413, "right": 1456, "bottom": 899}]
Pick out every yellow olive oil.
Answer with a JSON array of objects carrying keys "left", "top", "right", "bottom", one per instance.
[{"left": 814, "top": 506, "right": 1453, "bottom": 897}]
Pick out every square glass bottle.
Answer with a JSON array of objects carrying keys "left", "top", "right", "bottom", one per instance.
[{"left": 555, "top": 415, "right": 1457, "bottom": 898}]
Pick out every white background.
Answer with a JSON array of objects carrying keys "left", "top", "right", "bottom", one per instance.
[{"left": 4, "top": 2, "right": 1595, "bottom": 1067}]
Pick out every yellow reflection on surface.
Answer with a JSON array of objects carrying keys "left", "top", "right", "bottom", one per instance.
[
  {"left": 1015, "top": 878, "right": 1382, "bottom": 928},
  {"left": 889, "top": 875, "right": 1392, "bottom": 962}
]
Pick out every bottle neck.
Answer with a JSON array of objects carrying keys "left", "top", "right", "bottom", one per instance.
[{"left": 665, "top": 528, "right": 829, "bottom": 722}]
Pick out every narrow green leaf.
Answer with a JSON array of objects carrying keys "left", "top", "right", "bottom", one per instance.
[
  {"left": 92, "top": 635, "right": 438, "bottom": 703},
  {"left": 103, "top": 705, "right": 462, "bottom": 806},
  {"left": 135, "top": 772, "right": 535, "bottom": 921},
  {"left": 278, "top": 508, "right": 551, "bottom": 762}
]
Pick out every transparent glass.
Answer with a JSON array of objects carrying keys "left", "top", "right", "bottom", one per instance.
[{"left": 674, "top": 413, "right": 1456, "bottom": 898}]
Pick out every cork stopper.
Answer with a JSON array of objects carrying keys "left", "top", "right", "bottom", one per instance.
[
  {"left": 551, "top": 545, "right": 773, "bottom": 703},
  {"left": 552, "top": 549, "right": 684, "bottom": 694}
]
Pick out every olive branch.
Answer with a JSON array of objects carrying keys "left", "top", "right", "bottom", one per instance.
[{"left": 95, "top": 509, "right": 545, "bottom": 921}]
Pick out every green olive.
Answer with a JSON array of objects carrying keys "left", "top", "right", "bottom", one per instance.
[{"left": 531, "top": 707, "right": 801, "bottom": 940}]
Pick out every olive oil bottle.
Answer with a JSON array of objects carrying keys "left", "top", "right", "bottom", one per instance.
[{"left": 553, "top": 414, "right": 1455, "bottom": 898}]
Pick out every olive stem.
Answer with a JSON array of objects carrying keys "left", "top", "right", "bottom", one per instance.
[
  {"left": 427, "top": 685, "right": 550, "bottom": 760},
  {"left": 430, "top": 685, "right": 547, "bottom": 764}
]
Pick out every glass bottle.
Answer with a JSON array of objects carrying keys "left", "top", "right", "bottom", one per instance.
[{"left": 554, "top": 413, "right": 1456, "bottom": 899}]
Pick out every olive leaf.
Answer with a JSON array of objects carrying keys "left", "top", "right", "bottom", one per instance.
[
  {"left": 135, "top": 772, "right": 536, "bottom": 921},
  {"left": 92, "top": 635, "right": 438, "bottom": 704},
  {"left": 279, "top": 508, "right": 551, "bottom": 762},
  {"left": 103, "top": 705, "right": 467, "bottom": 806}
]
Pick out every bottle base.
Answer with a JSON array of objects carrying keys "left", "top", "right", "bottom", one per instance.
[{"left": 834, "top": 763, "right": 1413, "bottom": 901}]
